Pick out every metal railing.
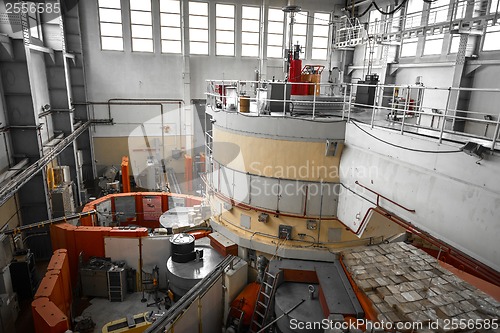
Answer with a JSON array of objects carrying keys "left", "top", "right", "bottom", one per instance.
[{"left": 206, "top": 79, "right": 500, "bottom": 150}]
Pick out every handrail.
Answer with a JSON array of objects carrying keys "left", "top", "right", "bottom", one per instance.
[
  {"left": 355, "top": 180, "right": 416, "bottom": 213},
  {"left": 205, "top": 79, "right": 500, "bottom": 151}
]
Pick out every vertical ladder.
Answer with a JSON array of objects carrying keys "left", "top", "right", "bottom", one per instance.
[{"left": 249, "top": 271, "right": 279, "bottom": 333}]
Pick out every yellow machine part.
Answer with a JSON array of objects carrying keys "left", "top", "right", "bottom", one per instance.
[{"left": 101, "top": 312, "right": 153, "bottom": 333}]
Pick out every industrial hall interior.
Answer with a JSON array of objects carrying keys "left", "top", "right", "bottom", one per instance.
[{"left": 0, "top": 0, "right": 499, "bottom": 332}]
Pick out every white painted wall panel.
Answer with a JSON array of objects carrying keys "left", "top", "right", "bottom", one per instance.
[
  {"left": 142, "top": 236, "right": 171, "bottom": 289},
  {"left": 104, "top": 237, "right": 140, "bottom": 272},
  {"left": 339, "top": 122, "right": 500, "bottom": 271}
]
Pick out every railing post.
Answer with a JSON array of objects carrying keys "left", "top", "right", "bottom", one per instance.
[
  {"left": 491, "top": 113, "right": 500, "bottom": 151},
  {"left": 416, "top": 86, "right": 424, "bottom": 126},
  {"left": 439, "top": 88, "right": 451, "bottom": 144},
  {"left": 347, "top": 84, "right": 353, "bottom": 122},
  {"left": 312, "top": 87, "right": 317, "bottom": 120},
  {"left": 283, "top": 82, "right": 287, "bottom": 116},
  {"left": 400, "top": 85, "right": 410, "bottom": 134},
  {"left": 236, "top": 80, "right": 240, "bottom": 112},
  {"left": 342, "top": 84, "right": 347, "bottom": 120},
  {"left": 370, "top": 84, "right": 377, "bottom": 129}
]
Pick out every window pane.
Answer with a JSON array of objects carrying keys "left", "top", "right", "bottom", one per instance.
[
  {"left": 405, "top": 0, "right": 423, "bottom": 28},
  {"left": 490, "top": 0, "right": 499, "bottom": 13},
  {"left": 268, "top": 21, "right": 283, "bottom": 34},
  {"left": 449, "top": 35, "right": 460, "bottom": 53},
  {"left": 131, "top": 11, "right": 152, "bottom": 25},
  {"left": 295, "top": 12, "right": 308, "bottom": 24},
  {"left": 101, "top": 22, "right": 123, "bottom": 37},
  {"left": 314, "top": 13, "right": 330, "bottom": 22},
  {"left": 102, "top": 36, "right": 124, "bottom": 50},
  {"left": 162, "top": 40, "right": 182, "bottom": 53},
  {"left": 29, "top": 17, "right": 39, "bottom": 38},
  {"left": 99, "top": 0, "right": 120, "bottom": 9},
  {"left": 132, "top": 25, "right": 153, "bottom": 38},
  {"left": 190, "top": 16, "right": 208, "bottom": 29},
  {"left": 99, "top": 8, "right": 122, "bottom": 23},
  {"left": 294, "top": 24, "right": 307, "bottom": 36},
  {"left": 267, "top": 34, "right": 283, "bottom": 46},
  {"left": 423, "top": 35, "right": 443, "bottom": 55},
  {"left": 292, "top": 35, "right": 306, "bottom": 47},
  {"left": 216, "top": 17, "right": 234, "bottom": 30},
  {"left": 216, "top": 4, "right": 234, "bottom": 18},
  {"left": 242, "top": 44, "right": 259, "bottom": 57},
  {"left": 455, "top": 1, "right": 466, "bottom": 19},
  {"left": 189, "top": 2, "right": 208, "bottom": 15},
  {"left": 132, "top": 38, "right": 153, "bottom": 52},
  {"left": 216, "top": 30, "right": 234, "bottom": 43},
  {"left": 312, "top": 36, "right": 328, "bottom": 48},
  {"left": 162, "top": 27, "right": 181, "bottom": 40},
  {"left": 429, "top": 0, "right": 449, "bottom": 24},
  {"left": 242, "top": 19, "right": 259, "bottom": 32},
  {"left": 242, "top": 6, "right": 260, "bottom": 19},
  {"left": 160, "top": 0, "right": 180, "bottom": 13},
  {"left": 313, "top": 25, "right": 329, "bottom": 37},
  {"left": 130, "top": 0, "right": 151, "bottom": 11},
  {"left": 161, "top": 13, "right": 181, "bottom": 27},
  {"left": 190, "top": 28, "right": 208, "bottom": 41},
  {"left": 268, "top": 8, "right": 284, "bottom": 21},
  {"left": 267, "top": 46, "right": 283, "bottom": 58},
  {"left": 483, "top": 26, "right": 500, "bottom": 51},
  {"left": 242, "top": 32, "right": 259, "bottom": 44},
  {"left": 216, "top": 43, "right": 234, "bottom": 56},
  {"left": 312, "top": 48, "right": 327, "bottom": 60},
  {"left": 401, "top": 38, "right": 418, "bottom": 57},
  {"left": 190, "top": 41, "right": 208, "bottom": 54}
]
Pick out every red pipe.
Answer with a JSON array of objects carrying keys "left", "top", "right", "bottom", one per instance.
[{"left": 355, "top": 181, "right": 415, "bottom": 213}]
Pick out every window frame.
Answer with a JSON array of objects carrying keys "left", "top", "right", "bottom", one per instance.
[
  {"left": 160, "top": 0, "right": 182, "bottom": 54},
  {"left": 215, "top": 3, "right": 235, "bottom": 56},
  {"left": 129, "top": 0, "right": 154, "bottom": 53},
  {"left": 311, "top": 12, "right": 330, "bottom": 60},
  {"left": 98, "top": 0, "right": 124, "bottom": 51},
  {"left": 241, "top": 5, "right": 260, "bottom": 58},
  {"left": 189, "top": 1, "right": 209, "bottom": 55},
  {"left": 267, "top": 7, "right": 285, "bottom": 58}
]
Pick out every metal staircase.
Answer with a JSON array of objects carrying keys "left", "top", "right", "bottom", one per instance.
[{"left": 249, "top": 271, "right": 280, "bottom": 333}]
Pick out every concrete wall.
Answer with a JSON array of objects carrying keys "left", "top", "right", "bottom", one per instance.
[{"left": 339, "top": 122, "right": 500, "bottom": 272}]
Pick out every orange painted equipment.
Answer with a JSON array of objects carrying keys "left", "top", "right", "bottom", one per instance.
[
  {"left": 74, "top": 227, "right": 111, "bottom": 262},
  {"left": 34, "top": 274, "right": 67, "bottom": 317},
  {"left": 229, "top": 282, "right": 261, "bottom": 327},
  {"left": 339, "top": 255, "right": 378, "bottom": 321},
  {"left": 109, "top": 227, "right": 149, "bottom": 238},
  {"left": 121, "top": 156, "right": 131, "bottom": 193},
  {"left": 187, "top": 230, "right": 212, "bottom": 240},
  {"left": 31, "top": 298, "right": 69, "bottom": 333},
  {"left": 46, "top": 250, "right": 72, "bottom": 317}
]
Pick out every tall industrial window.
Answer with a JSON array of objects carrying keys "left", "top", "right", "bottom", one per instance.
[
  {"left": 189, "top": 2, "right": 209, "bottom": 55},
  {"left": 216, "top": 4, "right": 235, "bottom": 56},
  {"left": 290, "top": 12, "right": 308, "bottom": 59},
  {"left": 368, "top": 10, "right": 382, "bottom": 35},
  {"left": 454, "top": 0, "right": 466, "bottom": 19},
  {"left": 241, "top": 6, "right": 260, "bottom": 57},
  {"left": 267, "top": 8, "right": 285, "bottom": 58},
  {"left": 160, "top": 0, "right": 182, "bottom": 53},
  {"left": 311, "top": 12, "right": 330, "bottom": 60},
  {"left": 98, "top": 0, "right": 123, "bottom": 51},
  {"left": 428, "top": 0, "right": 449, "bottom": 24},
  {"left": 490, "top": 0, "right": 499, "bottom": 13},
  {"left": 483, "top": 25, "right": 500, "bottom": 51},
  {"left": 400, "top": 37, "right": 418, "bottom": 57},
  {"left": 130, "top": 0, "right": 153, "bottom": 52},
  {"left": 404, "top": 0, "right": 423, "bottom": 29},
  {"left": 391, "top": 9, "right": 401, "bottom": 33},
  {"left": 449, "top": 35, "right": 461, "bottom": 53},
  {"left": 423, "top": 34, "right": 444, "bottom": 55}
]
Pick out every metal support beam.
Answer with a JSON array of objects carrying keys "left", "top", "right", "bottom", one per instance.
[{"left": 0, "top": 121, "right": 91, "bottom": 207}]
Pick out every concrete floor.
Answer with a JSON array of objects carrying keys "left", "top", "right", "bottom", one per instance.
[{"left": 81, "top": 291, "right": 167, "bottom": 332}]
